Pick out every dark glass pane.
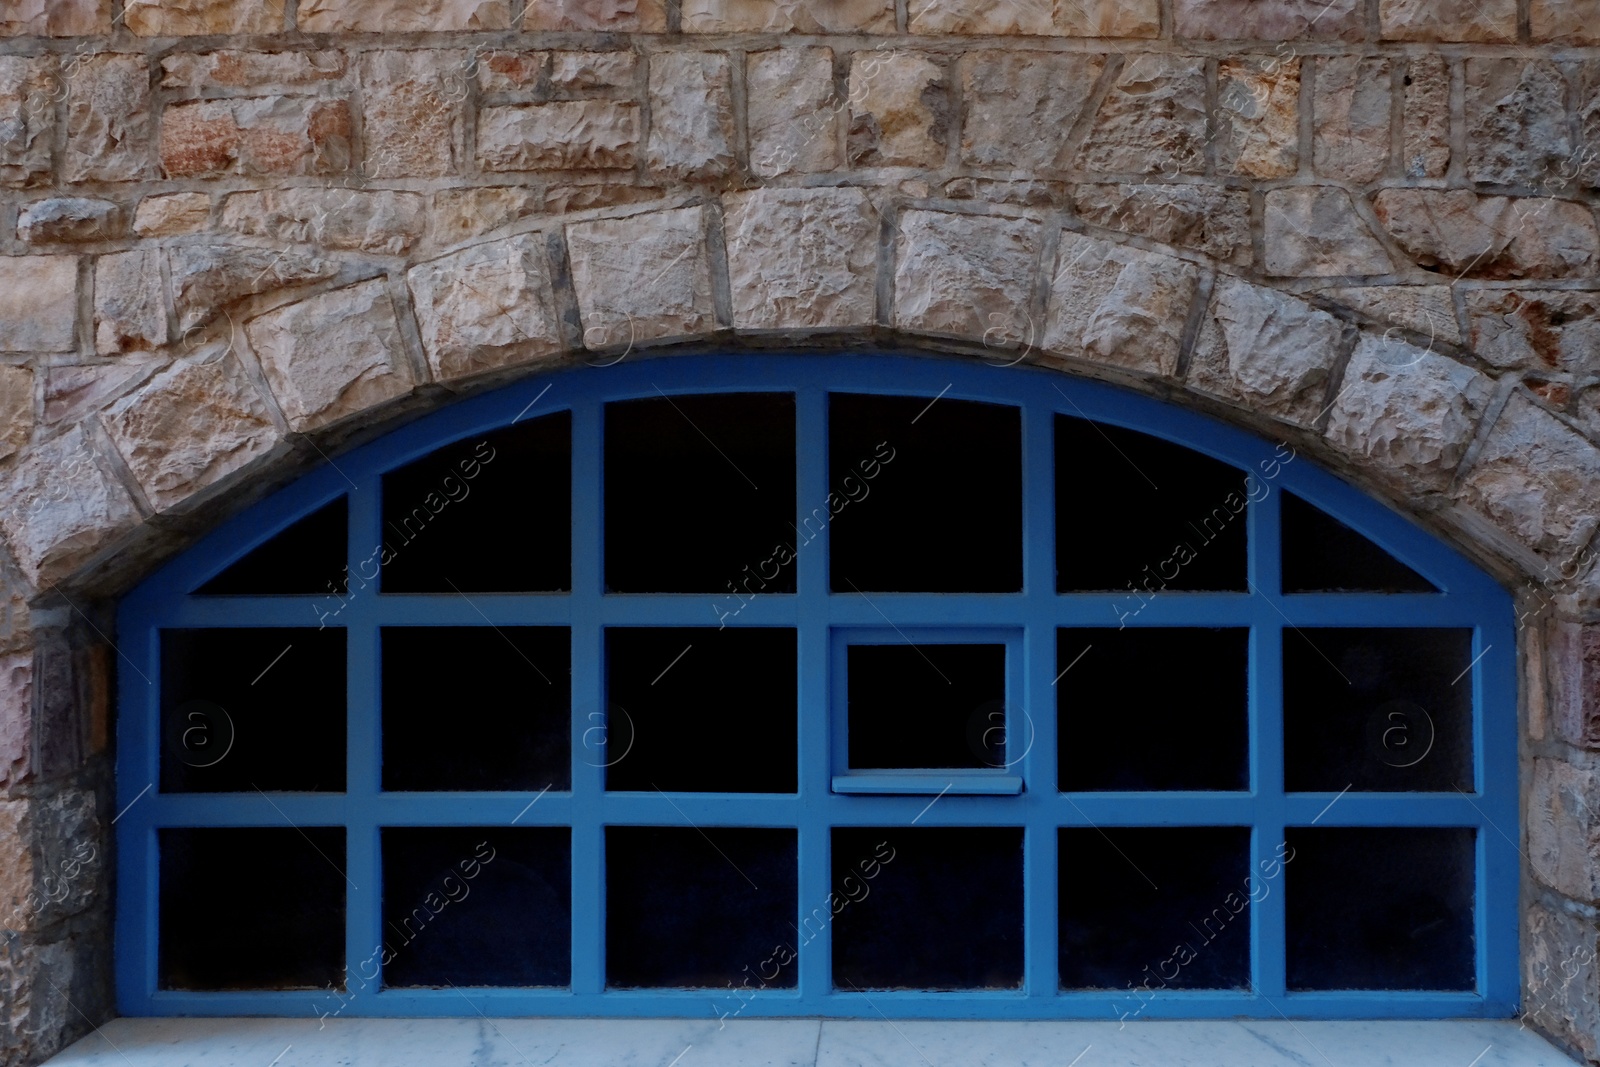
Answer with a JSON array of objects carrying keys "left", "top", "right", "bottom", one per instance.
[
  {"left": 829, "top": 394, "right": 1021, "bottom": 593},
  {"left": 606, "top": 628, "right": 796, "bottom": 793},
  {"left": 606, "top": 827, "right": 797, "bottom": 988},
  {"left": 196, "top": 498, "right": 347, "bottom": 595},
  {"left": 831, "top": 827, "right": 1023, "bottom": 990},
  {"left": 1284, "top": 628, "right": 1473, "bottom": 793},
  {"left": 383, "top": 628, "right": 570, "bottom": 792},
  {"left": 159, "top": 827, "right": 345, "bottom": 990},
  {"left": 848, "top": 644, "right": 1007, "bottom": 770},
  {"left": 1058, "top": 629, "right": 1248, "bottom": 791},
  {"left": 1282, "top": 493, "right": 1437, "bottom": 593},
  {"left": 382, "top": 413, "right": 570, "bottom": 593},
  {"left": 1056, "top": 415, "right": 1248, "bottom": 592},
  {"left": 381, "top": 827, "right": 570, "bottom": 988},
  {"left": 1286, "top": 827, "right": 1476, "bottom": 990},
  {"left": 1059, "top": 827, "right": 1252, "bottom": 990},
  {"left": 160, "top": 628, "right": 345, "bottom": 793},
  {"left": 606, "top": 393, "right": 796, "bottom": 593}
]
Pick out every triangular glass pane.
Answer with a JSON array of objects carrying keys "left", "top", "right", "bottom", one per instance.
[
  {"left": 1281, "top": 492, "right": 1437, "bottom": 593},
  {"left": 195, "top": 497, "right": 347, "bottom": 595}
]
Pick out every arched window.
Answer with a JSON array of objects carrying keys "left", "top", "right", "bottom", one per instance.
[{"left": 115, "top": 353, "right": 1517, "bottom": 1020}]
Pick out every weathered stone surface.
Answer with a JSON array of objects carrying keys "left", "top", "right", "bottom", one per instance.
[
  {"left": 1402, "top": 54, "right": 1451, "bottom": 179},
  {"left": 166, "top": 243, "right": 337, "bottom": 333},
  {"left": 647, "top": 53, "right": 735, "bottom": 181},
  {"left": 848, "top": 50, "right": 947, "bottom": 169},
  {"left": 1057, "top": 0, "right": 1158, "bottom": 37},
  {"left": 1315, "top": 56, "right": 1391, "bottom": 183},
  {"left": 299, "top": 0, "right": 511, "bottom": 30},
  {"left": 1217, "top": 56, "right": 1299, "bottom": 178},
  {"left": 566, "top": 206, "right": 715, "bottom": 347},
  {"left": 160, "top": 98, "right": 351, "bottom": 178},
  {"left": 101, "top": 347, "right": 279, "bottom": 511},
  {"left": 724, "top": 187, "right": 878, "bottom": 332},
  {"left": 0, "top": 800, "right": 31, "bottom": 928},
  {"left": 474, "top": 51, "right": 544, "bottom": 92},
  {"left": 30, "top": 790, "right": 101, "bottom": 923},
  {"left": 43, "top": 359, "right": 159, "bottom": 427},
  {"left": 961, "top": 51, "right": 1104, "bottom": 170},
  {"left": 1551, "top": 622, "right": 1600, "bottom": 748},
  {"left": 908, "top": 0, "right": 1050, "bottom": 34},
  {"left": 1072, "top": 184, "right": 1251, "bottom": 266},
  {"left": 1531, "top": 757, "right": 1600, "bottom": 898},
  {"left": 246, "top": 280, "right": 413, "bottom": 432},
  {"left": 945, "top": 177, "right": 1065, "bottom": 206},
  {"left": 1188, "top": 278, "right": 1343, "bottom": 426},
  {"left": 1373, "top": 190, "right": 1599, "bottom": 279},
  {"left": 1264, "top": 187, "right": 1394, "bottom": 276},
  {"left": 749, "top": 49, "right": 840, "bottom": 178},
  {"left": 160, "top": 50, "right": 344, "bottom": 90},
  {"left": 1174, "top": 0, "right": 1362, "bottom": 40},
  {"left": 361, "top": 51, "right": 462, "bottom": 179},
  {"left": 1381, "top": 0, "right": 1516, "bottom": 41},
  {"left": 1044, "top": 230, "right": 1199, "bottom": 376},
  {"left": 1463, "top": 394, "right": 1600, "bottom": 559},
  {"left": 0, "top": 256, "right": 77, "bottom": 353},
  {"left": 125, "top": 0, "right": 285, "bottom": 35},
  {"left": 1325, "top": 334, "right": 1492, "bottom": 490},
  {"left": 550, "top": 51, "right": 638, "bottom": 91},
  {"left": 1080, "top": 55, "right": 1207, "bottom": 176},
  {"left": 0, "top": 425, "right": 140, "bottom": 583},
  {"left": 1525, "top": 898, "right": 1600, "bottom": 1063},
  {"left": 0, "top": 0, "right": 110, "bottom": 35},
  {"left": 432, "top": 188, "right": 543, "bottom": 242},
  {"left": 0, "top": 651, "right": 31, "bottom": 787},
  {"left": 1569, "top": 61, "right": 1600, "bottom": 189},
  {"left": 894, "top": 210, "right": 1042, "bottom": 342},
  {"left": 0, "top": 56, "right": 56, "bottom": 187},
  {"left": 524, "top": 0, "right": 666, "bottom": 31},
  {"left": 65, "top": 54, "right": 154, "bottom": 184},
  {"left": 1533, "top": 0, "right": 1600, "bottom": 42},
  {"left": 0, "top": 365, "right": 33, "bottom": 462},
  {"left": 1468, "top": 290, "right": 1600, "bottom": 374},
  {"left": 133, "top": 193, "right": 209, "bottom": 237},
  {"left": 1317, "top": 285, "right": 1461, "bottom": 345},
  {"left": 478, "top": 102, "right": 640, "bottom": 171},
  {"left": 94, "top": 250, "right": 169, "bottom": 355},
  {"left": 17, "top": 199, "right": 122, "bottom": 244},
  {"left": 544, "top": 183, "right": 665, "bottom": 214},
  {"left": 221, "top": 189, "right": 425, "bottom": 255},
  {"left": 406, "top": 234, "right": 562, "bottom": 382},
  {"left": 685, "top": 0, "right": 892, "bottom": 32},
  {"left": 1465, "top": 59, "right": 1571, "bottom": 187}
]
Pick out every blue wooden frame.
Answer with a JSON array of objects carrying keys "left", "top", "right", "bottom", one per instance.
[{"left": 115, "top": 352, "right": 1519, "bottom": 1021}]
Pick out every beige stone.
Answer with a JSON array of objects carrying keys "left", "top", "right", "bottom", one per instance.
[
  {"left": 1467, "top": 290, "right": 1600, "bottom": 373},
  {"left": 544, "top": 184, "right": 665, "bottom": 214},
  {"left": 1188, "top": 278, "right": 1343, "bottom": 427},
  {"left": 945, "top": 177, "right": 1065, "bottom": 207},
  {"left": 431, "top": 188, "right": 544, "bottom": 243},
  {"left": 1174, "top": 0, "right": 1363, "bottom": 40},
  {"left": 1373, "top": 190, "right": 1599, "bottom": 280},
  {"left": 478, "top": 102, "right": 640, "bottom": 171},
  {"left": 0, "top": 56, "right": 56, "bottom": 187},
  {"left": 748, "top": 49, "right": 841, "bottom": 178},
  {"left": 1465, "top": 59, "right": 1571, "bottom": 187},
  {"left": 406, "top": 234, "right": 563, "bottom": 382},
  {"left": 566, "top": 206, "right": 716, "bottom": 347},
  {"left": 895, "top": 210, "right": 1044, "bottom": 343},
  {"left": 0, "top": 800, "right": 30, "bottom": 928},
  {"left": 1217, "top": 57, "right": 1299, "bottom": 178},
  {"left": 1263, "top": 187, "right": 1393, "bottom": 277},
  {"left": 848, "top": 50, "right": 948, "bottom": 169},
  {"left": 95, "top": 250, "right": 169, "bottom": 354},
  {"left": 160, "top": 50, "right": 344, "bottom": 90},
  {"left": 475, "top": 52, "right": 545, "bottom": 93},
  {"left": 298, "top": 0, "right": 511, "bottom": 30},
  {"left": 1531, "top": 757, "right": 1600, "bottom": 900},
  {"left": 909, "top": 0, "right": 1050, "bottom": 34},
  {"left": 0, "top": 425, "right": 141, "bottom": 583},
  {"left": 0, "top": 366, "right": 34, "bottom": 463},
  {"left": 1044, "top": 230, "right": 1199, "bottom": 376},
  {"left": 961, "top": 51, "right": 1104, "bottom": 171},
  {"left": 65, "top": 54, "right": 155, "bottom": 184},
  {"left": 1080, "top": 54, "right": 1207, "bottom": 177},
  {"left": 0, "top": 256, "right": 78, "bottom": 353},
  {"left": 1072, "top": 183, "right": 1252, "bottom": 266},
  {"left": 1056, "top": 0, "right": 1157, "bottom": 37},
  {"left": 361, "top": 51, "right": 463, "bottom": 179},
  {"left": 1525, "top": 899, "right": 1600, "bottom": 1062},
  {"left": 167, "top": 243, "right": 338, "bottom": 333},
  {"left": 550, "top": 52, "right": 638, "bottom": 91},
  {"left": 0, "top": 0, "right": 111, "bottom": 35},
  {"left": 43, "top": 360, "right": 160, "bottom": 427},
  {"left": 1464, "top": 395, "right": 1600, "bottom": 558},
  {"left": 1315, "top": 56, "right": 1391, "bottom": 183},
  {"left": 1533, "top": 0, "right": 1600, "bottom": 42},
  {"left": 1402, "top": 54, "right": 1451, "bottom": 179},
  {"left": 1381, "top": 0, "right": 1516, "bottom": 41},
  {"left": 1317, "top": 285, "right": 1461, "bottom": 346},
  {"left": 18, "top": 198, "right": 122, "bottom": 244},
  {"left": 125, "top": 0, "right": 285, "bottom": 35},
  {"left": 724, "top": 187, "right": 879, "bottom": 332},
  {"left": 133, "top": 193, "right": 210, "bottom": 237},
  {"left": 161, "top": 98, "right": 352, "bottom": 178},
  {"left": 246, "top": 280, "right": 414, "bottom": 432},
  {"left": 221, "top": 189, "right": 426, "bottom": 255},
  {"left": 524, "top": 0, "right": 666, "bottom": 31},
  {"left": 647, "top": 53, "right": 736, "bottom": 181},
  {"left": 684, "top": 0, "right": 892, "bottom": 32}
]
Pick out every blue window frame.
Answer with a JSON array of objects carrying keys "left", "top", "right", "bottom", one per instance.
[{"left": 115, "top": 353, "right": 1518, "bottom": 1020}]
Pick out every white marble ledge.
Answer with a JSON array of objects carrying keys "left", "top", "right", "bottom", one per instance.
[{"left": 45, "top": 1017, "right": 1579, "bottom": 1067}]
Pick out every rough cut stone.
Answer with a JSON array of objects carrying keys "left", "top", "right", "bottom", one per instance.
[
  {"left": 684, "top": 0, "right": 892, "bottom": 32},
  {"left": 298, "top": 0, "right": 511, "bottom": 30},
  {"left": 220, "top": 189, "right": 426, "bottom": 255},
  {"left": 0, "top": 425, "right": 140, "bottom": 583},
  {"left": 17, "top": 199, "right": 122, "bottom": 244},
  {"left": 1317, "top": 285, "right": 1461, "bottom": 345},
  {"left": 566, "top": 206, "right": 715, "bottom": 347},
  {"left": 0, "top": 56, "right": 56, "bottom": 187},
  {"left": 1381, "top": 0, "right": 1516, "bottom": 41},
  {"left": 748, "top": 49, "right": 840, "bottom": 178},
  {"left": 1463, "top": 394, "right": 1600, "bottom": 559},
  {"left": 1263, "top": 187, "right": 1393, "bottom": 277},
  {"left": 475, "top": 51, "right": 545, "bottom": 92},
  {"left": 1188, "top": 278, "right": 1344, "bottom": 427},
  {"left": 909, "top": 0, "right": 1050, "bottom": 34},
  {"left": 525, "top": 0, "right": 666, "bottom": 30},
  {"left": 724, "top": 187, "right": 879, "bottom": 332},
  {"left": 1468, "top": 290, "right": 1600, "bottom": 374},
  {"left": 0, "top": 0, "right": 111, "bottom": 34},
  {"left": 544, "top": 183, "right": 665, "bottom": 214},
  {"left": 1216, "top": 57, "right": 1300, "bottom": 178},
  {"left": 1373, "top": 190, "right": 1599, "bottom": 280},
  {"left": 1402, "top": 54, "right": 1451, "bottom": 179},
  {"left": 1525, "top": 899, "right": 1600, "bottom": 1062},
  {"left": 1465, "top": 59, "right": 1571, "bottom": 187},
  {"left": 160, "top": 50, "right": 344, "bottom": 90},
  {"left": 550, "top": 52, "right": 638, "bottom": 91},
  {"left": 133, "top": 193, "right": 210, "bottom": 237},
  {"left": 894, "top": 210, "right": 1043, "bottom": 343},
  {"left": 406, "top": 234, "right": 563, "bottom": 382},
  {"left": 0, "top": 256, "right": 78, "bottom": 353},
  {"left": 1044, "top": 230, "right": 1199, "bottom": 376},
  {"left": 647, "top": 53, "right": 735, "bottom": 181},
  {"left": 1568, "top": 61, "right": 1600, "bottom": 189},
  {"left": 0, "top": 800, "right": 30, "bottom": 928},
  {"left": 246, "top": 280, "right": 413, "bottom": 432},
  {"left": 1531, "top": 757, "right": 1600, "bottom": 899},
  {"left": 1533, "top": 0, "right": 1600, "bottom": 42},
  {"left": 361, "top": 51, "right": 462, "bottom": 179},
  {"left": 160, "top": 98, "right": 352, "bottom": 178},
  {"left": 125, "top": 0, "right": 285, "bottom": 35},
  {"left": 946, "top": 177, "right": 1065, "bottom": 207},
  {"left": 1315, "top": 56, "right": 1391, "bottom": 183},
  {"left": 0, "top": 365, "right": 34, "bottom": 462},
  {"left": 43, "top": 359, "right": 160, "bottom": 427},
  {"left": 478, "top": 102, "right": 640, "bottom": 171},
  {"left": 1550, "top": 623, "right": 1600, "bottom": 749},
  {"left": 1325, "top": 334, "right": 1492, "bottom": 490},
  {"left": 848, "top": 50, "right": 948, "bottom": 169},
  {"left": 1072, "top": 183, "right": 1252, "bottom": 266},
  {"left": 1174, "top": 0, "right": 1363, "bottom": 40},
  {"left": 65, "top": 54, "right": 154, "bottom": 184},
  {"left": 166, "top": 243, "right": 337, "bottom": 333},
  {"left": 100, "top": 347, "right": 279, "bottom": 511},
  {"left": 432, "top": 188, "right": 543, "bottom": 242},
  {"left": 1057, "top": 0, "right": 1158, "bottom": 36},
  {"left": 0, "top": 651, "right": 30, "bottom": 787},
  {"left": 94, "top": 250, "right": 169, "bottom": 354},
  {"left": 961, "top": 52, "right": 1104, "bottom": 171},
  {"left": 1080, "top": 55, "right": 1207, "bottom": 176}
]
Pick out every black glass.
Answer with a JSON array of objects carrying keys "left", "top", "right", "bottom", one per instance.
[
  {"left": 196, "top": 497, "right": 348, "bottom": 596},
  {"left": 1282, "top": 492, "right": 1437, "bottom": 593},
  {"left": 848, "top": 643, "right": 1007, "bottom": 770}
]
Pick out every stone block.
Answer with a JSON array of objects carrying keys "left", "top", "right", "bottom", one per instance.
[
  {"left": 1174, "top": 0, "right": 1363, "bottom": 40},
  {"left": 160, "top": 50, "right": 345, "bottom": 90},
  {"left": 220, "top": 189, "right": 425, "bottom": 255},
  {"left": 360, "top": 51, "right": 463, "bottom": 179},
  {"left": 166, "top": 243, "right": 337, "bottom": 333},
  {"left": 646, "top": 53, "right": 735, "bottom": 181},
  {"left": 245, "top": 280, "right": 414, "bottom": 432},
  {"left": 1057, "top": 0, "right": 1158, "bottom": 36},
  {"left": 724, "top": 187, "right": 879, "bottom": 332},
  {"left": 0, "top": 425, "right": 141, "bottom": 584},
  {"left": 1217, "top": 56, "right": 1300, "bottom": 178},
  {"left": 160, "top": 98, "right": 352, "bottom": 178},
  {"left": 544, "top": 183, "right": 664, "bottom": 214},
  {"left": 847, "top": 50, "right": 948, "bottom": 169},
  {"left": 1080, "top": 54, "right": 1207, "bottom": 176},
  {"left": 1533, "top": 0, "right": 1600, "bottom": 42},
  {"left": 1188, "top": 278, "right": 1344, "bottom": 427},
  {"left": 64, "top": 54, "right": 154, "bottom": 184},
  {"left": 1568, "top": 61, "right": 1600, "bottom": 189},
  {"left": 1316, "top": 285, "right": 1461, "bottom": 345},
  {"left": 298, "top": 0, "right": 512, "bottom": 30},
  {"left": 1525, "top": 898, "right": 1600, "bottom": 1063},
  {"left": 1402, "top": 54, "right": 1451, "bottom": 179},
  {"left": 0, "top": 0, "right": 111, "bottom": 35},
  {"left": 1465, "top": 59, "right": 1571, "bottom": 187},
  {"left": 1462, "top": 394, "right": 1600, "bottom": 560},
  {"left": 1314, "top": 56, "right": 1391, "bottom": 183},
  {"left": 1373, "top": 190, "right": 1599, "bottom": 280},
  {"left": 43, "top": 361, "right": 160, "bottom": 429},
  {"left": 894, "top": 209, "right": 1044, "bottom": 342},
  {"left": 30, "top": 789, "right": 102, "bottom": 924},
  {"left": 0, "top": 56, "right": 56, "bottom": 187},
  {"left": 17, "top": 199, "right": 122, "bottom": 245},
  {"left": 0, "top": 650, "right": 30, "bottom": 788},
  {"left": 478, "top": 102, "right": 640, "bottom": 171},
  {"left": 684, "top": 0, "right": 892, "bottom": 32},
  {"left": 566, "top": 206, "right": 715, "bottom": 348},
  {"left": 430, "top": 188, "right": 543, "bottom": 243},
  {"left": 524, "top": 0, "right": 667, "bottom": 31},
  {"left": 550, "top": 52, "right": 638, "bottom": 91},
  {"left": 406, "top": 234, "right": 563, "bottom": 383},
  {"left": 1467, "top": 290, "right": 1600, "bottom": 374},
  {"left": 1072, "top": 183, "right": 1252, "bottom": 266},
  {"left": 0, "top": 365, "right": 33, "bottom": 461},
  {"left": 0, "top": 799, "right": 32, "bottom": 927},
  {"left": 1381, "top": 0, "right": 1516, "bottom": 41},
  {"left": 908, "top": 0, "right": 1050, "bottom": 33},
  {"left": 125, "top": 0, "right": 285, "bottom": 35},
  {"left": 0, "top": 256, "right": 78, "bottom": 354},
  {"left": 94, "top": 250, "right": 169, "bottom": 355},
  {"left": 961, "top": 51, "right": 1104, "bottom": 170},
  {"left": 1044, "top": 230, "right": 1199, "bottom": 376},
  {"left": 1263, "top": 187, "right": 1393, "bottom": 277},
  {"left": 1531, "top": 756, "right": 1600, "bottom": 898},
  {"left": 133, "top": 193, "right": 210, "bottom": 237},
  {"left": 1550, "top": 623, "right": 1600, "bottom": 749},
  {"left": 475, "top": 52, "right": 546, "bottom": 93},
  {"left": 749, "top": 49, "right": 841, "bottom": 178}
]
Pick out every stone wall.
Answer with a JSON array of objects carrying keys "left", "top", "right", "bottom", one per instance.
[{"left": 2, "top": 0, "right": 1600, "bottom": 1063}]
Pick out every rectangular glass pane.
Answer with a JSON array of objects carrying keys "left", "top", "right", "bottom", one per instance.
[{"left": 848, "top": 643, "right": 1007, "bottom": 770}]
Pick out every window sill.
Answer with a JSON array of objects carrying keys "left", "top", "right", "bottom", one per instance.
[{"left": 46, "top": 1016, "right": 1575, "bottom": 1066}]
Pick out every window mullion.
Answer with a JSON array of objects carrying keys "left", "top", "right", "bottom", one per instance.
[
  {"left": 796, "top": 385, "right": 833, "bottom": 1005},
  {"left": 1023, "top": 402, "right": 1059, "bottom": 999},
  {"left": 1250, "top": 618, "right": 1288, "bottom": 1001},
  {"left": 345, "top": 622, "right": 381, "bottom": 1008},
  {"left": 570, "top": 399, "right": 605, "bottom": 997}
]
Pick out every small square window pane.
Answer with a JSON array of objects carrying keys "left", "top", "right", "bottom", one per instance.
[
  {"left": 1059, "top": 827, "right": 1251, "bottom": 990},
  {"left": 1284, "top": 628, "right": 1473, "bottom": 793},
  {"left": 606, "top": 393, "right": 796, "bottom": 593},
  {"left": 848, "top": 644, "right": 1007, "bottom": 770},
  {"left": 382, "top": 827, "right": 570, "bottom": 988},
  {"left": 383, "top": 628, "right": 570, "bottom": 792},
  {"left": 606, "top": 827, "right": 797, "bottom": 988},
  {"left": 196, "top": 497, "right": 347, "bottom": 596},
  {"left": 1286, "top": 827, "right": 1476, "bottom": 991},
  {"left": 1058, "top": 629, "right": 1248, "bottom": 791},
  {"left": 1282, "top": 493, "right": 1437, "bottom": 593},
  {"left": 159, "top": 828, "right": 345, "bottom": 990},
  {"left": 831, "top": 827, "right": 1023, "bottom": 990},
  {"left": 1056, "top": 415, "right": 1247, "bottom": 591},
  {"left": 829, "top": 394, "right": 1021, "bottom": 593},
  {"left": 160, "top": 628, "right": 345, "bottom": 793},
  {"left": 606, "top": 628, "right": 796, "bottom": 793}
]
